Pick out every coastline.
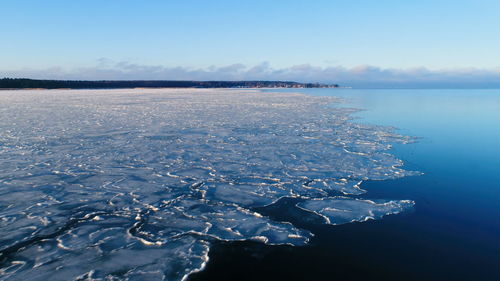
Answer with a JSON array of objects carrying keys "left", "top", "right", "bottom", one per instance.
[{"left": 0, "top": 78, "right": 339, "bottom": 90}]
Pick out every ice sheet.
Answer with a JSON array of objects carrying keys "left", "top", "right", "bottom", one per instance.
[{"left": 0, "top": 89, "right": 418, "bottom": 280}]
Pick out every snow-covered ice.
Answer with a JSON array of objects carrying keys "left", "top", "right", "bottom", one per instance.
[{"left": 0, "top": 89, "right": 419, "bottom": 280}]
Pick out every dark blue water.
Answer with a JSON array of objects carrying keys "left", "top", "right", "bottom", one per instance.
[{"left": 192, "top": 89, "right": 500, "bottom": 281}]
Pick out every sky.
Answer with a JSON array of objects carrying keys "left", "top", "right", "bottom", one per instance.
[{"left": 1, "top": 0, "right": 500, "bottom": 87}]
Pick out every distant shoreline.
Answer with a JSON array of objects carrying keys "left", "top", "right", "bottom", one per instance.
[{"left": 0, "top": 78, "right": 339, "bottom": 90}]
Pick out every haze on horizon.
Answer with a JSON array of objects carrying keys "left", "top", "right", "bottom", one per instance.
[{"left": 2, "top": 0, "right": 500, "bottom": 88}]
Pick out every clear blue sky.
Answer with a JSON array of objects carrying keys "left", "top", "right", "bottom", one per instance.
[{"left": 1, "top": 0, "right": 500, "bottom": 85}]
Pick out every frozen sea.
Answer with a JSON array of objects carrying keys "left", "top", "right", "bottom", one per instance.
[{"left": 1, "top": 88, "right": 499, "bottom": 280}]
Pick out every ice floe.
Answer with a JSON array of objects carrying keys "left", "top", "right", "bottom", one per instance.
[{"left": 0, "top": 89, "right": 418, "bottom": 280}]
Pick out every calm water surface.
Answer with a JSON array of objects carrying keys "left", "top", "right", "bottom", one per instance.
[{"left": 192, "top": 89, "right": 500, "bottom": 281}]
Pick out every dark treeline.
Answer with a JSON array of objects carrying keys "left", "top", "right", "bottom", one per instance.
[{"left": 0, "top": 78, "right": 338, "bottom": 89}]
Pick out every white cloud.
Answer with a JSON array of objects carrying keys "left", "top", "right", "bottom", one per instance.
[{"left": 2, "top": 60, "right": 500, "bottom": 88}]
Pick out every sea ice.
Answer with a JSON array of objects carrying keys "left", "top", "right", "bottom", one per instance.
[
  {"left": 297, "top": 197, "right": 415, "bottom": 225},
  {"left": 0, "top": 89, "right": 419, "bottom": 281}
]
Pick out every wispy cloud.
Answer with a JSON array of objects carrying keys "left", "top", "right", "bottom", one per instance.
[{"left": 3, "top": 60, "right": 500, "bottom": 88}]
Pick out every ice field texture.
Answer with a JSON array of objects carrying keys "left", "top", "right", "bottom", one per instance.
[{"left": 0, "top": 89, "right": 419, "bottom": 280}]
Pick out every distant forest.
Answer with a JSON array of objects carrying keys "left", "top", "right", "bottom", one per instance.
[{"left": 0, "top": 78, "right": 338, "bottom": 89}]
